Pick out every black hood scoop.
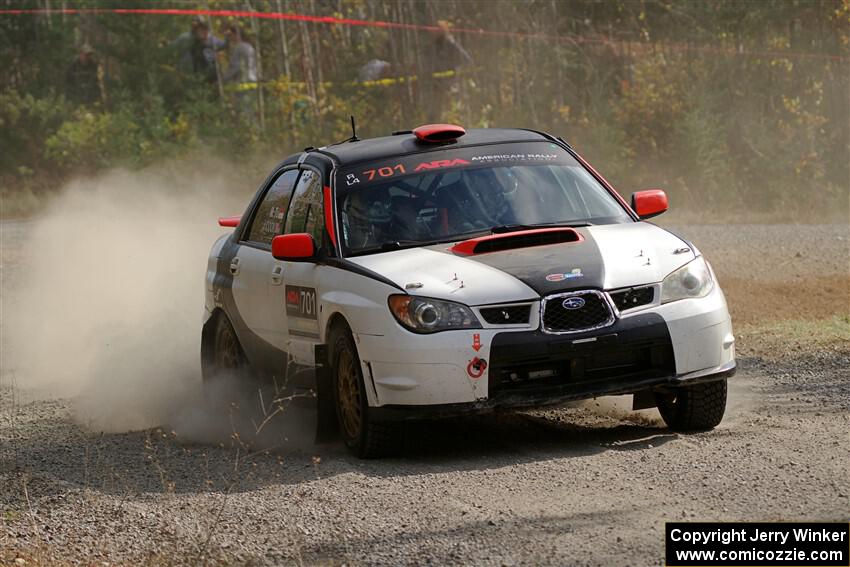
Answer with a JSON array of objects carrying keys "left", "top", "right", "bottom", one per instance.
[
  {"left": 451, "top": 228, "right": 582, "bottom": 255},
  {"left": 446, "top": 227, "right": 605, "bottom": 294}
]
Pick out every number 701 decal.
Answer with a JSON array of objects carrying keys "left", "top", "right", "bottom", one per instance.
[
  {"left": 285, "top": 285, "right": 318, "bottom": 320},
  {"left": 362, "top": 164, "right": 406, "bottom": 180}
]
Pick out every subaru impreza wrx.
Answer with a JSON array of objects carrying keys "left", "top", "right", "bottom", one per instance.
[{"left": 202, "top": 124, "right": 735, "bottom": 457}]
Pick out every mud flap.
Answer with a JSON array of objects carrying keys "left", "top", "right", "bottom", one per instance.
[
  {"left": 632, "top": 389, "right": 658, "bottom": 410},
  {"left": 314, "top": 343, "right": 338, "bottom": 443}
]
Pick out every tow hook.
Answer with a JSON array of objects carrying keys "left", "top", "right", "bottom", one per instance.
[{"left": 467, "top": 357, "right": 488, "bottom": 379}]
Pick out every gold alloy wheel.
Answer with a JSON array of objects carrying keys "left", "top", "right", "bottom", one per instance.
[{"left": 336, "top": 349, "right": 362, "bottom": 440}]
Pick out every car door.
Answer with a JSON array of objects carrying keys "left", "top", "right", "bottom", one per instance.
[
  {"left": 230, "top": 168, "right": 299, "bottom": 370},
  {"left": 268, "top": 168, "right": 326, "bottom": 367}
]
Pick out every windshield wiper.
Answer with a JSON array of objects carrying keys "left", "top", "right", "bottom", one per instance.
[
  {"left": 350, "top": 237, "right": 462, "bottom": 256},
  {"left": 348, "top": 240, "right": 436, "bottom": 255},
  {"left": 349, "top": 225, "right": 591, "bottom": 256},
  {"left": 378, "top": 240, "right": 426, "bottom": 251},
  {"left": 490, "top": 222, "right": 592, "bottom": 234}
]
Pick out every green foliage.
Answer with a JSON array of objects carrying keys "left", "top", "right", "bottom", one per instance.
[
  {"left": 617, "top": 53, "right": 689, "bottom": 161},
  {"left": 0, "top": 90, "right": 71, "bottom": 172},
  {"left": 673, "top": 98, "right": 734, "bottom": 207},
  {"left": 44, "top": 93, "right": 191, "bottom": 169},
  {"left": 45, "top": 108, "right": 137, "bottom": 168}
]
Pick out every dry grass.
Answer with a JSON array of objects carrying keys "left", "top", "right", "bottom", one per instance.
[{"left": 735, "top": 314, "right": 850, "bottom": 361}]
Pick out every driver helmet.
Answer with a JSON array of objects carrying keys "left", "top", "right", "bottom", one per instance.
[
  {"left": 492, "top": 166, "right": 520, "bottom": 196},
  {"left": 346, "top": 189, "right": 391, "bottom": 224}
]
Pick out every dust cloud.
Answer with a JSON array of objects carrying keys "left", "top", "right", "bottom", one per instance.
[
  {"left": 582, "top": 396, "right": 664, "bottom": 426},
  {"left": 1, "top": 158, "right": 254, "bottom": 434}
]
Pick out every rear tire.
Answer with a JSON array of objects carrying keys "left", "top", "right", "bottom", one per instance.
[
  {"left": 655, "top": 379, "right": 727, "bottom": 432},
  {"left": 202, "top": 313, "right": 253, "bottom": 385},
  {"left": 329, "top": 325, "right": 397, "bottom": 458}
]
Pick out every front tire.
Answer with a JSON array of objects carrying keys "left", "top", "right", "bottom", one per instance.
[
  {"left": 655, "top": 379, "right": 727, "bottom": 432},
  {"left": 329, "top": 325, "right": 397, "bottom": 458}
]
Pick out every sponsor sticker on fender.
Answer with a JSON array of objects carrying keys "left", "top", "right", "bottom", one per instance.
[{"left": 546, "top": 268, "right": 583, "bottom": 282}]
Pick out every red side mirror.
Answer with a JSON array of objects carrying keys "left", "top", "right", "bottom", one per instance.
[
  {"left": 631, "top": 189, "right": 668, "bottom": 219},
  {"left": 272, "top": 233, "right": 316, "bottom": 261}
]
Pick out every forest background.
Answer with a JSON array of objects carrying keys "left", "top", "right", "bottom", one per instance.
[{"left": 2, "top": 0, "right": 848, "bottom": 219}]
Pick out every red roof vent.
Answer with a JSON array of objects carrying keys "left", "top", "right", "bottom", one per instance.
[{"left": 413, "top": 124, "right": 466, "bottom": 143}]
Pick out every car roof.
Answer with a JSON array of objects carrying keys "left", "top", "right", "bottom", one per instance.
[{"left": 297, "top": 127, "right": 555, "bottom": 167}]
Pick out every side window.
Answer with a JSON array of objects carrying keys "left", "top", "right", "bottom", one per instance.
[
  {"left": 284, "top": 169, "right": 324, "bottom": 243},
  {"left": 246, "top": 169, "right": 299, "bottom": 245}
]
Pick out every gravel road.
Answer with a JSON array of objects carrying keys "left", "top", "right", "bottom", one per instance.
[{"left": 1, "top": 222, "right": 848, "bottom": 566}]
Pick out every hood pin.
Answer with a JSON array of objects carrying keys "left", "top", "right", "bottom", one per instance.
[{"left": 405, "top": 282, "right": 423, "bottom": 289}]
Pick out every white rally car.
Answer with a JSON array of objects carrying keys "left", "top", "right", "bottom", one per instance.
[{"left": 203, "top": 124, "right": 735, "bottom": 457}]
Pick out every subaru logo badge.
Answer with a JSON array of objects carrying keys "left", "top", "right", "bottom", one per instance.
[{"left": 562, "top": 297, "right": 585, "bottom": 310}]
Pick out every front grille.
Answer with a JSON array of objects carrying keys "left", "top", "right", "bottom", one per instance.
[
  {"left": 480, "top": 304, "right": 531, "bottom": 325},
  {"left": 610, "top": 286, "right": 655, "bottom": 311},
  {"left": 542, "top": 290, "right": 614, "bottom": 333},
  {"left": 487, "top": 313, "right": 676, "bottom": 397},
  {"left": 490, "top": 342, "right": 675, "bottom": 393}
]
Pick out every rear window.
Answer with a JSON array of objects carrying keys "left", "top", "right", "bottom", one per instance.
[{"left": 245, "top": 169, "right": 299, "bottom": 245}]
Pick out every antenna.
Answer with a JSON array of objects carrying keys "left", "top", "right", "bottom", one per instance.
[
  {"left": 349, "top": 115, "right": 360, "bottom": 142},
  {"left": 328, "top": 115, "right": 361, "bottom": 146}
]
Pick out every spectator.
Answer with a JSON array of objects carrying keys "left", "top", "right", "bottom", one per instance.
[
  {"left": 223, "top": 24, "right": 258, "bottom": 120},
  {"left": 171, "top": 15, "right": 205, "bottom": 73},
  {"left": 65, "top": 44, "right": 102, "bottom": 106},
  {"left": 422, "top": 21, "right": 472, "bottom": 121},
  {"left": 358, "top": 59, "right": 392, "bottom": 82},
  {"left": 432, "top": 21, "right": 472, "bottom": 72},
  {"left": 190, "top": 20, "right": 226, "bottom": 83},
  {"left": 222, "top": 24, "right": 257, "bottom": 85}
]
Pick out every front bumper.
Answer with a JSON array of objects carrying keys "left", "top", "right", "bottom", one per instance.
[
  {"left": 356, "top": 284, "right": 734, "bottom": 412},
  {"left": 372, "top": 359, "right": 735, "bottom": 421}
]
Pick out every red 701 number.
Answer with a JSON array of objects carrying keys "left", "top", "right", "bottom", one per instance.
[{"left": 363, "top": 164, "right": 406, "bottom": 180}]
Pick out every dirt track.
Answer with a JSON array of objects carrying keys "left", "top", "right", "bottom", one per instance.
[{"left": 1, "top": 222, "right": 849, "bottom": 566}]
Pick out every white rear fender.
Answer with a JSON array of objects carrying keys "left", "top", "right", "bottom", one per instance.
[{"left": 204, "top": 234, "right": 230, "bottom": 321}]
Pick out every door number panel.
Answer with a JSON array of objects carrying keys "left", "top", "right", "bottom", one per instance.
[{"left": 285, "top": 285, "right": 318, "bottom": 320}]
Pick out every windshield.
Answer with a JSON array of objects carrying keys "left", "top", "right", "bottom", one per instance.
[{"left": 335, "top": 141, "right": 631, "bottom": 256}]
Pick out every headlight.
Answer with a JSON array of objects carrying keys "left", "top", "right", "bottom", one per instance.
[
  {"left": 661, "top": 256, "right": 713, "bottom": 303},
  {"left": 388, "top": 295, "right": 482, "bottom": 333}
]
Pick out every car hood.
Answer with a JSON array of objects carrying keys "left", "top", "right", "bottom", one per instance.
[{"left": 345, "top": 223, "right": 695, "bottom": 305}]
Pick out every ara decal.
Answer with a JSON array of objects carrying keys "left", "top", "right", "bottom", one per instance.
[
  {"left": 545, "top": 268, "right": 583, "bottom": 282},
  {"left": 413, "top": 158, "right": 470, "bottom": 172}
]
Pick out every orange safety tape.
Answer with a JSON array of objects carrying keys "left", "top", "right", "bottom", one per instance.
[{"left": 1, "top": 7, "right": 847, "bottom": 62}]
